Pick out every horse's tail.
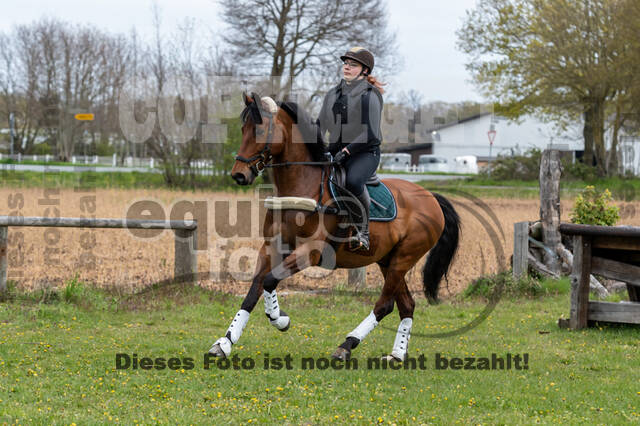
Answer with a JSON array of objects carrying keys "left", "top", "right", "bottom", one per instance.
[{"left": 423, "top": 193, "right": 460, "bottom": 304}]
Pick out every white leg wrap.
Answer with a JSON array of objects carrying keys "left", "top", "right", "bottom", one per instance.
[
  {"left": 347, "top": 311, "right": 379, "bottom": 341},
  {"left": 263, "top": 290, "right": 280, "bottom": 320},
  {"left": 210, "top": 337, "right": 232, "bottom": 357},
  {"left": 226, "top": 309, "right": 250, "bottom": 344},
  {"left": 391, "top": 318, "right": 413, "bottom": 361},
  {"left": 264, "top": 290, "right": 289, "bottom": 330},
  {"left": 209, "top": 309, "right": 251, "bottom": 357}
]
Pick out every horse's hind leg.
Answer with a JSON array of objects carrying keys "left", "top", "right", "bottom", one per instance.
[
  {"left": 384, "top": 279, "right": 415, "bottom": 361},
  {"left": 332, "top": 265, "right": 400, "bottom": 361}
]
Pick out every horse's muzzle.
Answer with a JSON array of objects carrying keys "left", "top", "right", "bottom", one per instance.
[{"left": 232, "top": 172, "right": 250, "bottom": 185}]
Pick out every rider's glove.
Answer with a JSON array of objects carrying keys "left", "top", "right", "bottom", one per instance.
[{"left": 334, "top": 150, "right": 349, "bottom": 164}]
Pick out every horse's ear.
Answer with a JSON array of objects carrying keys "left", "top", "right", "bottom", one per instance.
[
  {"left": 242, "top": 91, "right": 251, "bottom": 105},
  {"left": 249, "top": 92, "right": 263, "bottom": 124}
]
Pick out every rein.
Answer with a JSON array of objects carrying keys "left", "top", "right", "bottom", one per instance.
[{"left": 266, "top": 160, "right": 333, "bottom": 167}]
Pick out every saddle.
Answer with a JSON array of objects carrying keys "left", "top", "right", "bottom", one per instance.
[
  {"left": 331, "top": 164, "right": 382, "bottom": 188},
  {"left": 328, "top": 164, "right": 397, "bottom": 222},
  {"left": 264, "top": 163, "right": 396, "bottom": 222}
]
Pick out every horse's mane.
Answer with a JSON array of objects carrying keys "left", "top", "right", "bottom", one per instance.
[
  {"left": 278, "top": 101, "right": 327, "bottom": 163},
  {"left": 240, "top": 99, "right": 327, "bottom": 164}
]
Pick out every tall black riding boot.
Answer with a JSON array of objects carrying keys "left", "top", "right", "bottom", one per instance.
[{"left": 354, "top": 191, "right": 371, "bottom": 250}]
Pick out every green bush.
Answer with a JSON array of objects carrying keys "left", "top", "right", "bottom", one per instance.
[
  {"left": 481, "top": 148, "right": 542, "bottom": 181},
  {"left": 464, "top": 270, "right": 558, "bottom": 299},
  {"left": 95, "top": 141, "right": 115, "bottom": 156},
  {"left": 63, "top": 275, "right": 86, "bottom": 304},
  {"left": 562, "top": 160, "right": 598, "bottom": 181},
  {"left": 464, "top": 271, "right": 571, "bottom": 300},
  {"left": 32, "top": 142, "right": 53, "bottom": 155},
  {"left": 569, "top": 185, "right": 620, "bottom": 226}
]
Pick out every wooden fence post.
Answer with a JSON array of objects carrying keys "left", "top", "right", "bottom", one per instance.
[
  {"left": 570, "top": 235, "right": 592, "bottom": 329},
  {"left": 539, "top": 149, "right": 562, "bottom": 274},
  {"left": 0, "top": 226, "right": 7, "bottom": 294},
  {"left": 513, "top": 221, "right": 529, "bottom": 279},
  {"left": 348, "top": 267, "right": 366, "bottom": 289},
  {"left": 174, "top": 228, "right": 197, "bottom": 283}
]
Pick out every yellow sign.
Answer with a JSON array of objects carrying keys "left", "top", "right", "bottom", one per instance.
[{"left": 74, "top": 113, "right": 94, "bottom": 121}]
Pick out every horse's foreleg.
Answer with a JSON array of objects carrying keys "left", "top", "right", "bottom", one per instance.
[
  {"left": 209, "top": 244, "right": 276, "bottom": 358},
  {"left": 262, "top": 241, "right": 324, "bottom": 330}
]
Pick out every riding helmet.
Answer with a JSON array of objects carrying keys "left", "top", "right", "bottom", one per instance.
[{"left": 340, "top": 47, "right": 374, "bottom": 74}]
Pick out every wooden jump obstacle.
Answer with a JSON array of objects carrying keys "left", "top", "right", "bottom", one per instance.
[
  {"left": 558, "top": 223, "right": 640, "bottom": 329},
  {"left": 0, "top": 216, "right": 197, "bottom": 293}
]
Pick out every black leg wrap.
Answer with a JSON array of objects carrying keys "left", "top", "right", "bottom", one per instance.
[
  {"left": 339, "top": 336, "right": 360, "bottom": 351},
  {"left": 263, "top": 272, "right": 280, "bottom": 292}
]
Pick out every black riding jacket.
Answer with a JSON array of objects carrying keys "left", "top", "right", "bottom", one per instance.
[{"left": 318, "top": 78, "right": 383, "bottom": 156}]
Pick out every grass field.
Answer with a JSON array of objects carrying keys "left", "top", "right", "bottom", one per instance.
[
  {"left": 0, "top": 169, "right": 247, "bottom": 191},
  {"left": 425, "top": 176, "right": 640, "bottom": 200},
  {"left": 3, "top": 167, "right": 639, "bottom": 201},
  {"left": 1, "top": 282, "right": 638, "bottom": 424}
]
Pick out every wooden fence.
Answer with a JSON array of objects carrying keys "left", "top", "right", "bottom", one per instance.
[
  {"left": 0, "top": 216, "right": 197, "bottom": 293},
  {"left": 558, "top": 223, "right": 640, "bottom": 329}
]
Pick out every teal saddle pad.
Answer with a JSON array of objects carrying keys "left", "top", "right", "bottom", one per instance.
[{"left": 328, "top": 180, "right": 397, "bottom": 222}]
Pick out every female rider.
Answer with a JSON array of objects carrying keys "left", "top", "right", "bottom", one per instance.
[{"left": 318, "top": 47, "right": 386, "bottom": 251}]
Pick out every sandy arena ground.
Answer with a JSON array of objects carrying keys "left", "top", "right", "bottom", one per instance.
[{"left": 2, "top": 187, "right": 639, "bottom": 299}]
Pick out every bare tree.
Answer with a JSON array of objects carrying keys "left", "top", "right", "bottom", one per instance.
[
  {"left": 219, "top": 0, "right": 399, "bottom": 103},
  {"left": 143, "top": 0, "right": 189, "bottom": 186}
]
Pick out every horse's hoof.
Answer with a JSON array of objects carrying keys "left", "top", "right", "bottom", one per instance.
[
  {"left": 270, "top": 315, "right": 290, "bottom": 331},
  {"left": 331, "top": 347, "right": 351, "bottom": 361},
  {"left": 208, "top": 337, "right": 232, "bottom": 358},
  {"left": 208, "top": 343, "right": 226, "bottom": 358},
  {"left": 381, "top": 354, "right": 403, "bottom": 362},
  {"left": 279, "top": 319, "right": 290, "bottom": 332}
]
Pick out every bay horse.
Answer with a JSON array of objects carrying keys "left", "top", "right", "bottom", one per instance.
[{"left": 209, "top": 93, "right": 460, "bottom": 361}]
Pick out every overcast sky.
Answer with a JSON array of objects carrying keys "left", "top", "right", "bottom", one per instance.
[{"left": 0, "top": 0, "right": 483, "bottom": 104}]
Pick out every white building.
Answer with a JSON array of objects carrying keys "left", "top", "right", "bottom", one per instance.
[
  {"left": 424, "top": 113, "right": 583, "bottom": 167},
  {"left": 619, "top": 135, "right": 640, "bottom": 175}
]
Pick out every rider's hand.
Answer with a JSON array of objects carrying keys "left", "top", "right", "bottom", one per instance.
[{"left": 334, "top": 149, "right": 349, "bottom": 164}]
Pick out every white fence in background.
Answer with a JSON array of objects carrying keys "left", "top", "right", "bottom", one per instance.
[
  {"left": 0, "top": 152, "right": 233, "bottom": 177},
  {"left": 0, "top": 153, "right": 225, "bottom": 170},
  {"left": 0, "top": 153, "right": 158, "bottom": 168}
]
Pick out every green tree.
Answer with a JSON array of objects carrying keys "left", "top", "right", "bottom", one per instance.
[{"left": 457, "top": 0, "right": 639, "bottom": 176}]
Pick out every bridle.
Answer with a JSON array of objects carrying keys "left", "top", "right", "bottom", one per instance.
[
  {"left": 235, "top": 101, "right": 333, "bottom": 177},
  {"left": 234, "top": 95, "right": 339, "bottom": 214},
  {"left": 235, "top": 105, "right": 277, "bottom": 177}
]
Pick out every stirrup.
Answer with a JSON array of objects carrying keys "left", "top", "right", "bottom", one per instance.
[
  {"left": 358, "top": 232, "right": 370, "bottom": 251},
  {"left": 348, "top": 230, "right": 369, "bottom": 251}
]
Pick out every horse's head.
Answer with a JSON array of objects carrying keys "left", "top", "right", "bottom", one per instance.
[{"left": 232, "top": 92, "right": 285, "bottom": 185}]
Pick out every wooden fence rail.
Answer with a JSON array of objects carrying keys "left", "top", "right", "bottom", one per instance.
[
  {"left": 0, "top": 216, "right": 197, "bottom": 293},
  {"left": 558, "top": 223, "right": 640, "bottom": 329}
]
